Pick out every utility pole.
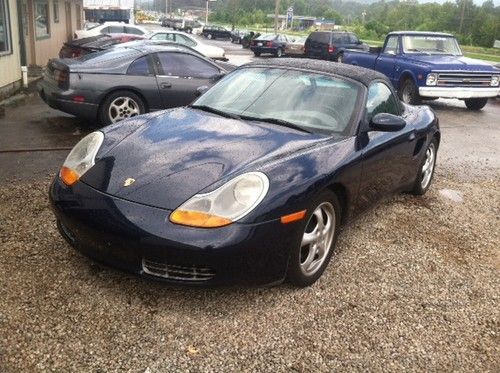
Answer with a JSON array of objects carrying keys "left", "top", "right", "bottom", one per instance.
[
  {"left": 274, "top": 0, "right": 281, "bottom": 34},
  {"left": 206, "top": 0, "right": 209, "bottom": 25},
  {"left": 459, "top": 0, "right": 466, "bottom": 34}
]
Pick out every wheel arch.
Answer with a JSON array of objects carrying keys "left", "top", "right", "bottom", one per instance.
[
  {"left": 326, "top": 182, "right": 349, "bottom": 225},
  {"left": 98, "top": 87, "right": 150, "bottom": 114}
]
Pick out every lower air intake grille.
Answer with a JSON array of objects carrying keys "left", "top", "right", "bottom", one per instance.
[{"left": 142, "top": 259, "right": 215, "bottom": 282}]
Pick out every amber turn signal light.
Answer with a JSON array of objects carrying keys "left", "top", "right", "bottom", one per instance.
[
  {"left": 280, "top": 210, "right": 307, "bottom": 224},
  {"left": 170, "top": 210, "right": 232, "bottom": 228},
  {"left": 60, "top": 166, "right": 80, "bottom": 186}
]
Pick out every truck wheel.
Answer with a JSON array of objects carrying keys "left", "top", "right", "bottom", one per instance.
[
  {"left": 464, "top": 98, "right": 488, "bottom": 111},
  {"left": 399, "top": 78, "right": 421, "bottom": 105}
]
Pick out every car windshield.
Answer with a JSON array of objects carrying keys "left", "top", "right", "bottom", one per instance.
[
  {"left": 255, "top": 34, "right": 276, "bottom": 41},
  {"left": 193, "top": 67, "right": 362, "bottom": 135},
  {"left": 402, "top": 35, "right": 462, "bottom": 55}
]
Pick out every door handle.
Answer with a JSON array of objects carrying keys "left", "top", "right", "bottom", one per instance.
[{"left": 160, "top": 82, "right": 172, "bottom": 89}]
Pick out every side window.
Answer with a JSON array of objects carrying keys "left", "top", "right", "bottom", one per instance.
[
  {"left": 127, "top": 56, "right": 151, "bottom": 76},
  {"left": 366, "top": 82, "right": 400, "bottom": 122},
  {"left": 175, "top": 34, "right": 196, "bottom": 47},
  {"left": 151, "top": 32, "right": 175, "bottom": 41},
  {"left": 349, "top": 34, "right": 359, "bottom": 44},
  {"left": 383, "top": 36, "right": 399, "bottom": 55},
  {"left": 108, "top": 25, "right": 125, "bottom": 33},
  {"left": 100, "top": 26, "right": 110, "bottom": 34},
  {"left": 125, "top": 26, "right": 143, "bottom": 35},
  {"left": 157, "top": 53, "right": 219, "bottom": 78}
]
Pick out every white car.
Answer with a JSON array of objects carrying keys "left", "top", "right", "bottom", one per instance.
[
  {"left": 146, "top": 30, "right": 226, "bottom": 60},
  {"left": 74, "top": 22, "right": 148, "bottom": 39}
]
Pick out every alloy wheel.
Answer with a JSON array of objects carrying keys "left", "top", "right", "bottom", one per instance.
[
  {"left": 421, "top": 143, "right": 436, "bottom": 189},
  {"left": 299, "top": 202, "right": 336, "bottom": 276},
  {"left": 108, "top": 96, "right": 140, "bottom": 123}
]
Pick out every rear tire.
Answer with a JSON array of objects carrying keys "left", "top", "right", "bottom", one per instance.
[
  {"left": 254, "top": 51, "right": 261, "bottom": 57},
  {"left": 207, "top": 33, "right": 213, "bottom": 40},
  {"left": 399, "top": 78, "right": 421, "bottom": 105},
  {"left": 287, "top": 190, "right": 341, "bottom": 287},
  {"left": 275, "top": 48, "right": 283, "bottom": 58},
  {"left": 98, "top": 90, "right": 145, "bottom": 126},
  {"left": 464, "top": 98, "right": 488, "bottom": 110}
]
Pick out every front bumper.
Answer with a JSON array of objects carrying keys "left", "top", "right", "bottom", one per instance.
[
  {"left": 38, "top": 80, "right": 98, "bottom": 120},
  {"left": 419, "top": 86, "right": 500, "bottom": 99},
  {"left": 49, "top": 177, "right": 301, "bottom": 286}
]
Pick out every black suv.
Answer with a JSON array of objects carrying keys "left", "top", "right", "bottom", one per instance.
[
  {"left": 201, "top": 26, "right": 231, "bottom": 40},
  {"left": 304, "top": 31, "right": 367, "bottom": 62}
]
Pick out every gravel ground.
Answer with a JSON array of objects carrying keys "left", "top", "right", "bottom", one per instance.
[{"left": 0, "top": 164, "right": 498, "bottom": 371}]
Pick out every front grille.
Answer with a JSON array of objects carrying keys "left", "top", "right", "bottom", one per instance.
[
  {"left": 142, "top": 259, "right": 215, "bottom": 282},
  {"left": 437, "top": 73, "right": 493, "bottom": 87}
]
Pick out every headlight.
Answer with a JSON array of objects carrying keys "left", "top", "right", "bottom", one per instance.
[
  {"left": 59, "top": 131, "right": 104, "bottom": 186},
  {"left": 170, "top": 172, "right": 269, "bottom": 228},
  {"left": 491, "top": 75, "right": 499, "bottom": 87},
  {"left": 426, "top": 73, "right": 438, "bottom": 86}
]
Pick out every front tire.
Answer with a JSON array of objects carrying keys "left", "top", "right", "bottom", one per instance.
[
  {"left": 464, "top": 98, "right": 488, "bottom": 110},
  {"left": 99, "top": 90, "right": 145, "bottom": 126},
  {"left": 275, "top": 48, "right": 283, "bottom": 58},
  {"left": 207, "top": 33, "right": 213, "bottom": 40},
  {"left": 253, "top": 51, "right": 261, "bottom": 57},
  {"left": 411, "top": 138, "right": 438, "bottom": 195},
  {"left": 287, "top": 190, "right": 341, "bottom": 287},
  {"left": 399, "top": 78, "right": 421, "bottom": 105}
]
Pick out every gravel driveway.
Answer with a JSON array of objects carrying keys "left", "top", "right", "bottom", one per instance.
[{"left": 0, "top": 100, "right": 499, "bottom": 371}]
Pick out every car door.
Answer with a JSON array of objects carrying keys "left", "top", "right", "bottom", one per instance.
[
  {"left": 355, "top": 81, "right": 415, "bottom": 212},
  {"left": 375, "top": 35, "right": 400, "bottom": 84},
  {"left": 125, "top": 55, "right": 163, "bottom": 110},
  {"left": 154, "top": 52, "right": 221, "bottom": 108}
]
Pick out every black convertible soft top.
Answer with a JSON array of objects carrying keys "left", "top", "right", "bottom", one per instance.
[{"left": 243, "top": 58, "right": 389, "bottom": 87}]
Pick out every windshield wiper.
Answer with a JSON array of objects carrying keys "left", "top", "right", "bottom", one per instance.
[
  {"left": 189, "top": 104, "right": 241, "bottom": 120},
  {"left": 241, "top": 115, "right": 312, "bottom": 134}
]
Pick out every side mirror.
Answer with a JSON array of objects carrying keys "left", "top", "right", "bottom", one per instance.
[
  {"left": 370, "top": 113, "right": 406, "bottom": 132},
  {"left": 195, "top": 85, "right": 209, "bottom": 97}
]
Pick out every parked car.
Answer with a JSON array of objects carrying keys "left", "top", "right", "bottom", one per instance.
[
  {"left": 285, "top": 37, "right": 306, "bottom": 56},
  {"left": 304, "top": 31, "right": 368, "bottom": 62},
  {"left": 49, "top": 59, "right": 440, "bottom": 287},
  {"left": 230, "top": 29, "right": 248, "bottom": 44},
  {"left": 74, "top": 22, "right": 147, "bottom": 39},
  {"left": 201, "top": 25, "right": 231, "bottom": 40},
  {"left": 175, "top": 19, "right": 203, "bottom": 34},
  {"left": 59, "top": 34, "right": 145, "bottom": 58},
  {"left": 343, "top": 31, "right": 500, "bottom": 110},
  {"left": 146, "top": 30, "right": 227, "bottom": 60},
  {"left": 250, "top": 34, "right": 290, "bottom": 57},
  {"left": 38, "top": 44, "right": 229, "bottom": 125}
]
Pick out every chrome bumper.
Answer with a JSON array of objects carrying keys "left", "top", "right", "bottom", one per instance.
[{"left": 419, "top": 86, "right": 500, "bottom": 99}]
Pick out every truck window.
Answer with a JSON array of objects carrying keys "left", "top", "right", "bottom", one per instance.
[
  {"left": 383, "top": 36, "right": 399, "bottom": 55},
  {"left": 366, "top": 82, "right": 400, "bottom": 121}
]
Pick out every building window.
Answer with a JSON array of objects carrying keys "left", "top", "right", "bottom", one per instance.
[
  {"left": 35, "top": 0, "right": 50, "bottom": 39},
  {"left": 0, "top": 0, "right": 12, "bottom": 55},
  {"left": 53, "top": 1, "right": 59, "bottom": 23},
  {"left": 75, "top": 4, "right": 81, "bottom": 29}
]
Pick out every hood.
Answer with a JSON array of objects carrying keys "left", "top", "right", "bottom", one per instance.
[
  {"left": 407, "top": 55, "right": 497, "bottom": 72},
  {"left": 82, "top": 107, "right": 328, "bottom": 210}
]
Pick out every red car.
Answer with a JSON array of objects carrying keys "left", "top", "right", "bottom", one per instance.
[{"left": 59, "top": 34, "right": 145, "bottom": 58}]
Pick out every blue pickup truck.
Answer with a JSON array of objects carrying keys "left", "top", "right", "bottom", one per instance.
[{"left": 343, "top": 31, "right": 500, "bottom": 110}]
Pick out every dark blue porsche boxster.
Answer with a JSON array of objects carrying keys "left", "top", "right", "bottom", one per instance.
[{"left": 50, "top": 59, "right": 440, "bottom": 287}]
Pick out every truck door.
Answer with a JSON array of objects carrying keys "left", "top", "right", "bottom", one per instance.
[{"left": 375, "top": 35, "right": 400, "bottom": 87}]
